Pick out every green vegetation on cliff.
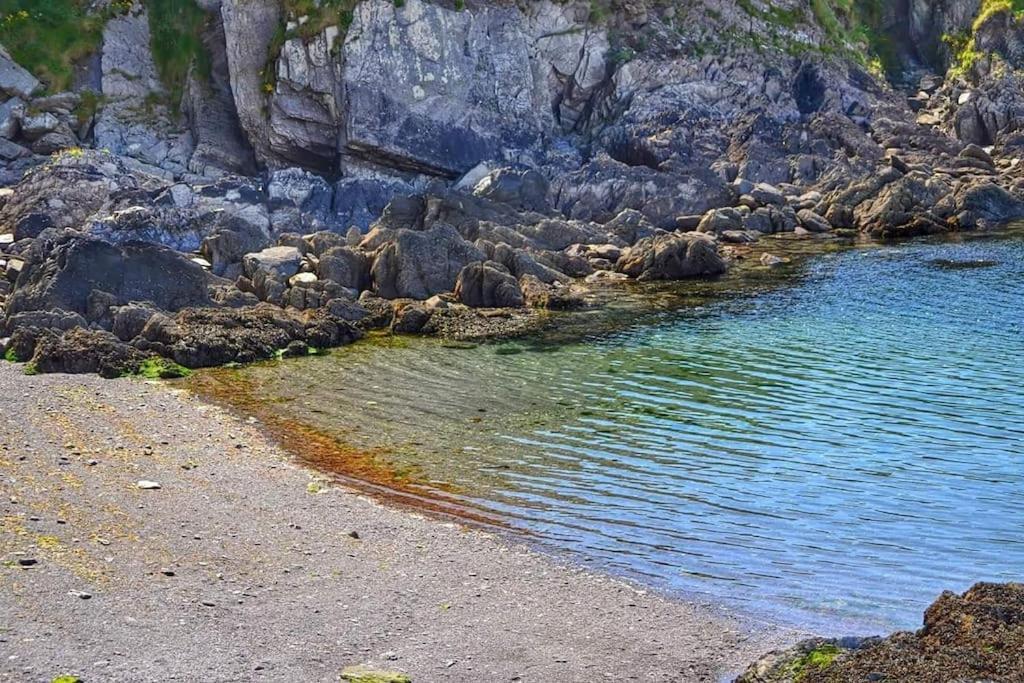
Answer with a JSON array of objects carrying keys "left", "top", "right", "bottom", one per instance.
[
  {"left": 945, "top": 0, "right": 1024, "bottom": 78},
  {"left": 0, "top": 0, "right": 127, "bottom": 91},
  {"left": 147, "top": 0, "right": 210, "bottom": 107},
  {"left": 735, "top": 0, "right": 895, "bottom": 75},
  {"left": 0, "top": 0, "right": 208, "bottom": 104}
]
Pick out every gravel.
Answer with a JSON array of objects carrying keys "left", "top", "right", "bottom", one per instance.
[{"left": 0, "top": 364, "right": 800, "bottom": 681}]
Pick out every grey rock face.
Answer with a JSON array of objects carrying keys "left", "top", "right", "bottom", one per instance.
[
  {"left": 220, "top": 0, "right": 281, "bottom": 166},
  {"left": 0, "top": 45, "right": 39, "bottom": 98},
  {"left": 269, "top": 31, "right": 340, "bottom": 171},
  {"left": 184, "top": 14, "right": 257, "bottom": 176},
  {"left": 95, "top": 7, "right": 194, "bottom": 175},
  {"left": 341, "top": 0, "right": 545, "bottom": 177},
  {"left": 333, "top": 176, "right": 418, "bottom": 232},
  {"left": 267, "top": 167, "right": 337, "bottom": 234},
  {"left": 526, "top": 1, "right": 609, "bottom": 131}
]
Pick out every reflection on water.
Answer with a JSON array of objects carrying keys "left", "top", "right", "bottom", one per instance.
[{"left": 202, "top": 234, "right": 1024, "bottom": 633}]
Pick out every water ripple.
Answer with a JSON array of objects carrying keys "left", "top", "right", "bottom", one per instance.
[{"left": 232, "top": 236, "right": 1024, "bottom": 633}]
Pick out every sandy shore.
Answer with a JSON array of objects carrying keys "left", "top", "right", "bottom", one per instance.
[{"left": 0, "top": 364, "right": 800, "bottom": 682}]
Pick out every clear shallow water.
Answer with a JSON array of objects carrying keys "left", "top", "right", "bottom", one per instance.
[{"left": 208, "top": 235, "right": 1024, "bottom": 633}]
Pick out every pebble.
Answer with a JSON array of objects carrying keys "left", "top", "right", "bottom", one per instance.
[
  {"left": 347, "top": 530, "right": 360, "bottom": 540},
  {"left": 160, "top": 568, "right": 175, "bottom": 577},
  {"left": 200, "top": 600, "right": 216, "bottom": 607},
  {"left": 68, "top": 590, "right": 92, "bottom": 600},
  {"left": 136, "top": 480, "right": 161, "bottom": 489},
  {"left": 17, "top": 558, "right": 37, "bottom": 567}
]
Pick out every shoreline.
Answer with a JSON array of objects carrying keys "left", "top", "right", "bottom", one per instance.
[{"left": 0, "top": 363, "right": 803, "bottom": 682}]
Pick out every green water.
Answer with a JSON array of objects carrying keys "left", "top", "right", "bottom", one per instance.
[{"left": 210, "top": 232, "right": 1024, "bottom": 633}]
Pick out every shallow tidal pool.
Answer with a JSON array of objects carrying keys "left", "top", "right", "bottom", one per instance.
[{"left": 196, "top": 232, "right": 1024, "bottom": 634}]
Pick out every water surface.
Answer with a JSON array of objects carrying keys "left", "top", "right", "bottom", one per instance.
[{"left": 202, "top": 234, "right": 1024, "bottom": 633}]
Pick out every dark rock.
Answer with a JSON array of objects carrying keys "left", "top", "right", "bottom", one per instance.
[
  {"left": 390, "top": 302, "right": 433, "bottom": 334},
  {"left": 796, "top": 209, "right": 832, "bottom": 233},
  {"left": 739, "top": 583, "right": 1024, "bottom": 683},
  {"left": 7, "top": 231, "right": 223, "bottom": 318},
  {"left": 31, "top": 328, "right": 146, "bottom": 378},
  {"left": 136, "top": 304, "right": 361, "bottom": 368}
]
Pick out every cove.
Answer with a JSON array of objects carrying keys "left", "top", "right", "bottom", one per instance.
[{"left": 193, "top": 232, "right": 1024, "bottom": 635}]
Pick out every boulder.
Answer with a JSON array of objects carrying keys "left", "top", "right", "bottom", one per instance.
[
  {"left": 391, "top": 302, "right": 433, "bottom": 334},
  {"left": 796, "top": 209, "right": 832, "bottom": 233},
  {"left": 363, "top": 223, "right": 485, "bottom": 300},
  {"left": 697, "top": 207, "right": 744, "bottom": 234},
  {"left": 30, "top": 328, "right": 145, "bottom": 378},
  {"left": 135, "top": 304, "right": 361, "bottom": 367},
  {"left": 6, "top": 231, "right": 223, "bottom": 319},
  {"left": 454, "top": 262, "right": 525, "bottom": 308},
  {"left": 472, "top": 167, "right": 549, "bottom": 212},
  {"left": 616, "top": 232, "right": 727, "bottom": 281},
  {"left": 242, "top": 246, "right": 303, "bottom": 280},
  {"left": 317, "top": 246, "right": 370, "bottom": 291}
]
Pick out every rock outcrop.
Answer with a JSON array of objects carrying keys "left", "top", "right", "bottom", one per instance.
[{"left": 738, "top": 582, "right": 1024, "bottom": 683}]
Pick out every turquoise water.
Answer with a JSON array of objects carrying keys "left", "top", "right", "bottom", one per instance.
[{"left": 214, "top": 234, "right": 1024, "bottom": 633}]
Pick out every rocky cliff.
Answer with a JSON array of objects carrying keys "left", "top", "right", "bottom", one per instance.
[{"left": 1, "top": 0, "right": 1023, "bottom": 374}]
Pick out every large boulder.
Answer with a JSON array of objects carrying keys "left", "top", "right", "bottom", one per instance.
[
  {"left": 134, "top": 304, "right": 361, "bottom": 367},
  {"left": 362, "top": 223, "right": 485, "bottom": 299},
  {"left": 454, "top": 261, "right": 524, "bottom": 308},
  {"left": 6, "top": 231, "right": 224, "bottom": 318},
  {"left": 616, "top": 232, "right": 727, "bottom": 281},
  {"left": 853, "top": 172, "right": 953, "bottom": 238},
  {"left": 954, "top": 180, "right": 1024, "bottom": 229},
  {"left": 241, "top": 246, "right": 303, "bottom": 280}
]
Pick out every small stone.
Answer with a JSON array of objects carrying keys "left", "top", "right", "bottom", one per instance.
[
  {"left": 200, "top": 600, "right": 216, "bottom": 607},
  {"left": 136, "top": 480, "right": 161, "bottom": 489},
  {"left": 160, "top": 568, "right": 175, "bottom": 577},
  {"left": 340, "top": 666, "right": 412, "bottom": 683},
  {"left": 17, "top": 558, "right": 37, "bottom": 567},
  {"left": 347, "top": 530, "right": 360, "bottom": 539},
  {"left": 68, "top": 590, "right": 92, "bottom": 600},
  {"left": 759, "top": 253, "right": 788, "bottom": 267}
]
